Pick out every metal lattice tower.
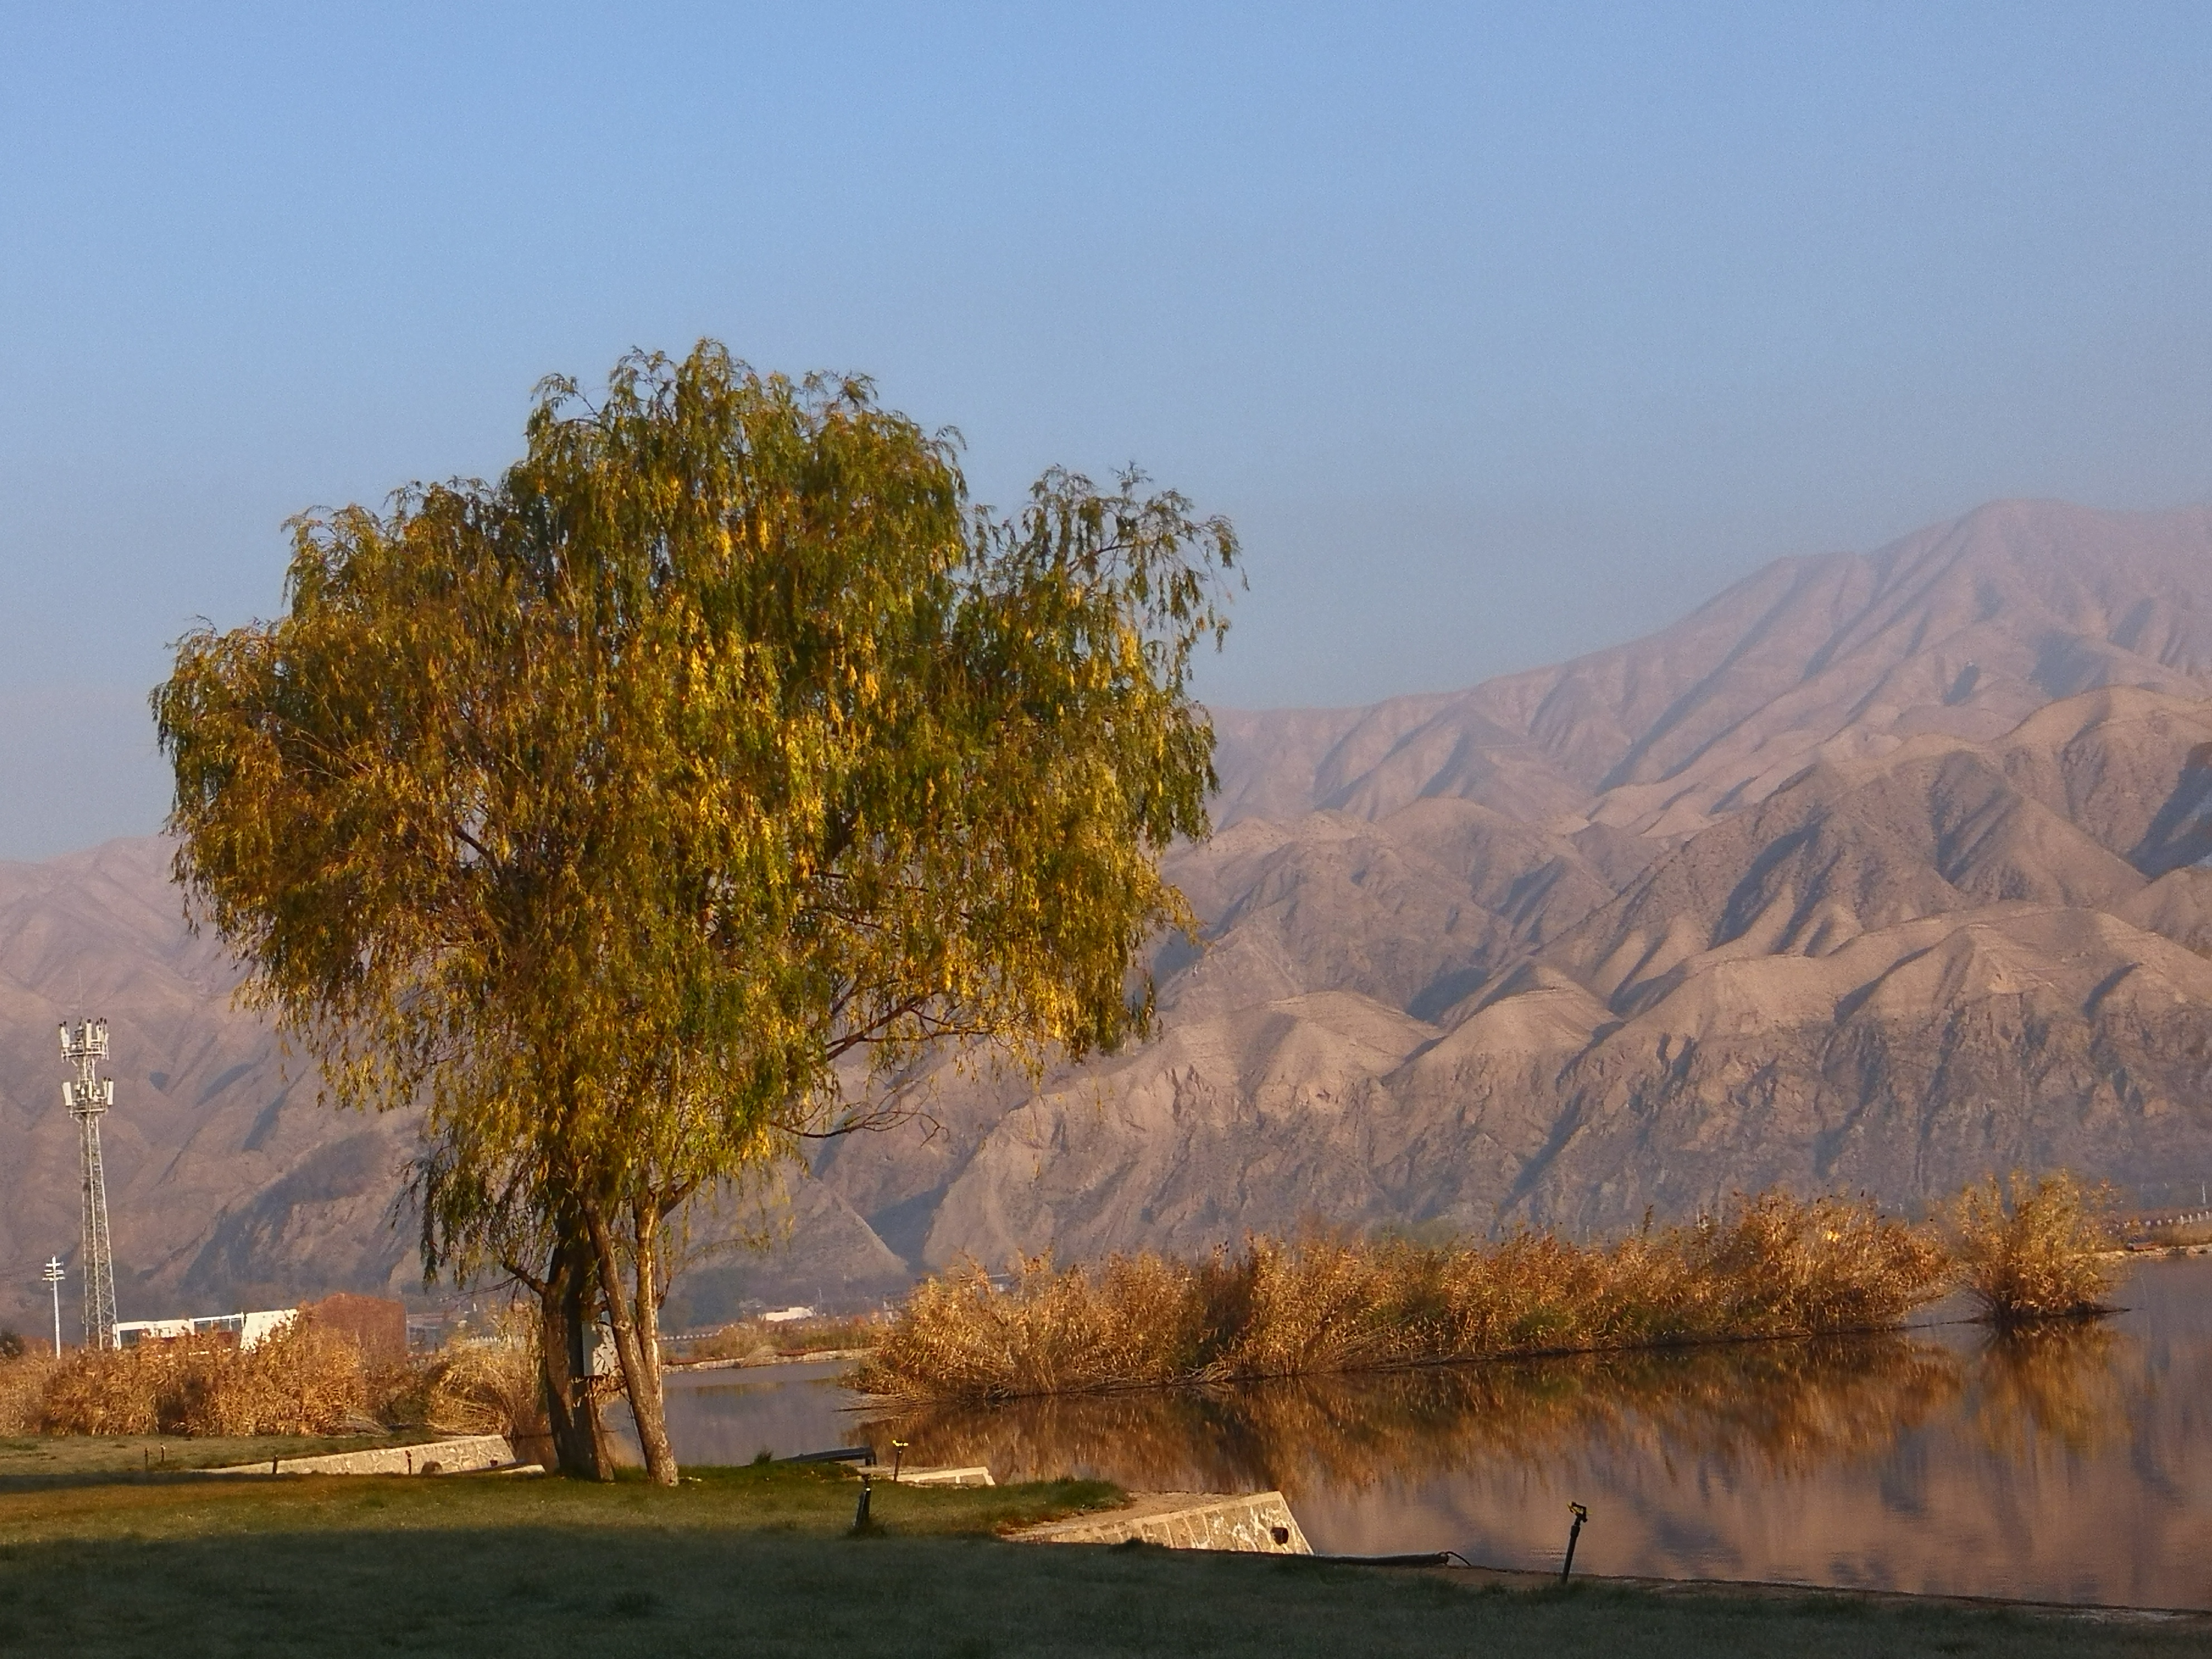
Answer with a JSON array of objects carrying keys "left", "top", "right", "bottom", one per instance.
[{"left": 60, "top": 1019, "right": 118, "bottom": 1349}]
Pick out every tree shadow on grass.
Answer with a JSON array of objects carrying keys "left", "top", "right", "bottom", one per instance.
[{"left": 0, "top": 1523, "right": 2198, "bottom": 1659}]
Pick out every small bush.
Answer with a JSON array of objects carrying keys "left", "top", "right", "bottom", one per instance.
[{"left": 1951, "top": 1171, "right": 2117, "bottom": 1325}]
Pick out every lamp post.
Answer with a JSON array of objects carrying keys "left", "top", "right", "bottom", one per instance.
[{"left": 41, "top": 1258, "right": 64, "bottom": 1356}]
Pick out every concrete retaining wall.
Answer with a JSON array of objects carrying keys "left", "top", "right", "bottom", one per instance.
[
  {"left": 1013, "top": 1491, "right": 1311, "bottom": 1554},
  {"left": 211, "top": 1435, "right": 516, "bottom": 1476}
]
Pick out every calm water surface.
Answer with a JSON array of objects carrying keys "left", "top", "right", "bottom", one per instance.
[{"left": 656, "top": 1254, "right": 2212, "bottom": 1610}]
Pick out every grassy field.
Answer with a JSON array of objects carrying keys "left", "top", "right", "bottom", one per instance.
[
  {"left": 0, "top": 1429, "right": 442, "bottom": 1483},
  {"left": 0, "top": 1459, "right": 2204, "bottom": 1657}
]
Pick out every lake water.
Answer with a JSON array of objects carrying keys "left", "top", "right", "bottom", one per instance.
[{"left": 651, "top": 1253, "right": 2212, "bottom": 1611}]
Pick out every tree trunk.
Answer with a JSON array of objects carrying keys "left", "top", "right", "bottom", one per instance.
[
  {"left": 583, "top": 1197, "right": 680, "bottom": 1486},
  {"left": 536, "top": 1225, "right": 614, "bottom": 1481}
]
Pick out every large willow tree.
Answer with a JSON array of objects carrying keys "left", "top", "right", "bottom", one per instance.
[{"left": 154, "top": 344, "right": 1235, "bottom": 1482}]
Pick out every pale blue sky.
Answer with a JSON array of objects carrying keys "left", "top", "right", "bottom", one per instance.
[{"left": 4, "top": 4, "right": 2211, "bottom": 856}]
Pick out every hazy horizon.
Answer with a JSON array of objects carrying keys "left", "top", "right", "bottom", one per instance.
[{"left": 7, "top": 7, "right": 2212, "bottom": 857}]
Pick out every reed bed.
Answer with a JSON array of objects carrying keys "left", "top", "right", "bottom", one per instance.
[
  {"left": 0, "top": 1349, "right": 59, "bottom": 1435},
  {"left": 855, "top": 1191, "right": 1950, "bottom": 1402},
  {"left": 0, "top": 1307, "right": 547, "bottom": 1442},
  {"left": 1951, "top": 1171, "right": 2117, "bottom": 1325},
  {"left": 35, "top": 1318, "right": 370, "bottom": 1436}
]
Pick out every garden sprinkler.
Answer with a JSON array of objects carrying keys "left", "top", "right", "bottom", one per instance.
[
  {"left": 891, "top": 1439, "right": 908, "bottom": 1483},
  {"left": 1560, "top": 1502, "right": 1589, "bottom": 1584},
  {"left": 852, "top": 1472, "right": 873, "bottom": 1532}
]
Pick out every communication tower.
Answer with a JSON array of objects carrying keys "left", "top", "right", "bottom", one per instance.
[{"left": 60, "top": 1020, "right": 118, "bottom": 1348}]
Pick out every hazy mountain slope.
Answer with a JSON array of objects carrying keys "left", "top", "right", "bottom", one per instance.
[
  {"left": 925, "top": 905, "right": 2212, "bottom": 1256},
  {"left": 913, "top": 687, "right": 2212, "bottom": 1255},
  {"left": 2119, "top": 869, "right": 2212, "bottom": 954},
  {"left": 1213, "top": 500, "right": 2212, "bottom": 837},
  {"left": 1542, "top": 747, "right": 2151, "bottom": 1010},
  {"left": 0, "top": 840, "right": 910, "bottom": 1327},
  {"left": 1153, "top": 798, "right": 1616, "bottom": 1022},
  {"left": 0, "top": 840, "right": 421, "bottom": 1326},
  {"left": 924, "top": 992, "right": 1438, "bottom": 1268}
]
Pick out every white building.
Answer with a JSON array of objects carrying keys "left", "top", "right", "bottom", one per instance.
[{"left": 111, "top": 1307, "right": 299, "bottom": 1350}]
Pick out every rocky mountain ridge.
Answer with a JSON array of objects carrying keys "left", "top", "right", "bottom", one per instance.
[{"left": 1211, "top": 498, "right": 2212, "bottom": 836}]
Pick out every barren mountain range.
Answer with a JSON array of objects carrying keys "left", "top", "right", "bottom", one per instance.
[{"left": 3, "top": 498, "right": 2210, "bottom": 1326}]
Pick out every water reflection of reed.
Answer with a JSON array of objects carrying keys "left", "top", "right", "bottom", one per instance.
[
  {"left": 860, "top": 1336, "right": 1972, "bottom": 1500},
  {"left": 1968, "top": 1321, "right": 2137, "bottom": 1459}
]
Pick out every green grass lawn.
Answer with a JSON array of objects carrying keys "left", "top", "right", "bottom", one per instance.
[{"left": 0, "top": 1459, "right": 2202, "bottom": 1657}]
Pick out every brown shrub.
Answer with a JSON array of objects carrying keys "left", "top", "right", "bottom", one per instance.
[
  {"left": 37, "top": 1343, "right": 173, "bottom": 1435},
  {"left": 1951, "top": 1171, "right": 2117, "bottom": 1325},
  {"left": 856, "top": 1189, "right": 1953, "bottom": 1401},
  {"left": 1681, "top": 1190, "right": 1953, "bottom": 1337}
]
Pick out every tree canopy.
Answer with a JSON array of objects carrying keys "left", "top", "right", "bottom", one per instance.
[{"left": 154, "top": 343, "right": 1236, "bottom": 1479}]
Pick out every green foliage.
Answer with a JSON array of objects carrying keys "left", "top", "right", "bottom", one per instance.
[{"left": 153, "top": 343, "right": 1235, "bottom": 1477}]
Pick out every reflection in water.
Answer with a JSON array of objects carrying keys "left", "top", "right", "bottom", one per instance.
[
  {"left": 858, "top": 1326, "right": 2147, "bottom": 1502},
  {"left": 1968, "top": 1322, "right": 2131, "bottom": 1459},
  {"left": 668, "top": 1256, "right": 2212, "bottom": 1609},
  {"left": 857, "top": 1337, "right": 1972, "bottom": 1500}
]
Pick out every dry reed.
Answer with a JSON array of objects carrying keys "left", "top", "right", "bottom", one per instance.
[
  {"left": 855, "top": 1190, "right": 1951, "bottom": 1402},
  {"left": 0, "top": 1351, "right": 60, "bottom": 1434},
  {"left": 37, "top": 1317, "right": 368, "bottom": 1436},
  {"left": 1950, "top": 1171, "right": 2117, "bottom": 1325},
  {"left": 404, "top": 1308, "right": 548, "bottom": 1440},
  {"left": 12, "top": 1306, "right": 547, "bottom": 1442}
]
